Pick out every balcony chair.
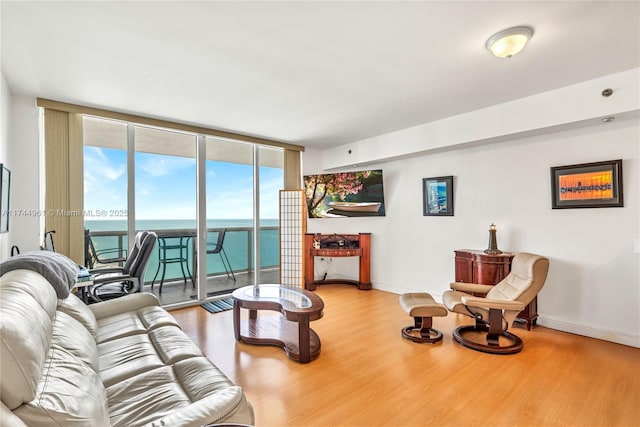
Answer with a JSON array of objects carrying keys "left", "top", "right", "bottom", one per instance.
[
  {"left": 89, "top": 231, "right": 157, "bottom": 303},
  {"left": 207, "top": 228, "right": 236, "bottom": 281},
  {"left": 442, "top": 252, "right": 549, "bottom": 354},
  {"left": 84, "top": 229, "right": 127, "bottom": 269}
]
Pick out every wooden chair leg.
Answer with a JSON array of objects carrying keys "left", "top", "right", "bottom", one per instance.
[
  {"left": 402, "top": 316, "right": 443, "bottom": 344},
  {"left": 487, "top": 308, "right": 503, "bottom": 346},
  {"left": 418, "top": 316, "right": 433, "bottom": 339},
  {"left": 452, "top": 308, "right": 524, "bottom": 354}
]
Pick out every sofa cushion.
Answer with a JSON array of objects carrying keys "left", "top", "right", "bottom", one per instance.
[
  {"left": 96, "top": 305, "right": 180, "bottom": 344},
  {"left": 106, "top": 357, "right": 249, "bottom": 427},
  {"left": 53, "top": 311, "right": 99, "bottom": 371},
  {"left": 98, "top": 334, "right": 165, "bottom": 388},
  {"left": 0, "top": 270, "right": 58, "bottom": 409},
  {"left": 57, "top": 293, "right": 98, "bottom": 339},
  {"left": 98, "top": 325, "right": 203, "bottom": 387},
  {"left": 13, "top": 336, "right": 109, "bottom": 427},
  {"left": 150, "top": 325, "right": 204, "bottom": 364}
]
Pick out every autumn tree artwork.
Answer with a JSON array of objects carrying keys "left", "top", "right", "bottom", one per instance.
[{"left": 303, "top": 169, "right": 386, "bottom": 218}]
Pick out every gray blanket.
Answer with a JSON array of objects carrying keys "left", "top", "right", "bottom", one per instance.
[{"left": 0, "top": 251, "right": 79, "bottom": 298}]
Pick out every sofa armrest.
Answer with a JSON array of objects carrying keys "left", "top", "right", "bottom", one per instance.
[
  {"left": 143, "top": 387, "right": 254, "bottom": 427},
  {"left": 460, "top": 295, "right": 526, "bottom": 311},
  {"left": 89, "top": 292, "right": 160, "bottom": 320},
  {"left": 88, "top": 266, "right": 124, "bottom": 275},
  {"left": 449, "top": 282, "right": 494, "bottom": 295},
  {"left": 1, "top": 401, "right": 28, "bottom": 427}
]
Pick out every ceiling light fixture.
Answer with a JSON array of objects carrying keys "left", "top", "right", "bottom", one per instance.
[{"left": 486, "top": 26, "right": 533, "bottom": 59}]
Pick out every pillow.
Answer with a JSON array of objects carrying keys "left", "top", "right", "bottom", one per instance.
[{"left": 0, "top": 251, "right": 79, "bottom": 298}]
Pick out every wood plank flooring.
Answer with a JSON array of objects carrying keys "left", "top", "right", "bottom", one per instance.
[
  {"left": 143, "top": 268, "right": 280, "bottom": 306},
  {"left": 170, "top": 285, "right": 640, "bottom": 427}
]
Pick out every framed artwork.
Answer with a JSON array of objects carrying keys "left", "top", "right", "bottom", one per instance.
[
  {"left": 0, "top": 164, "right": 10, "bottom": 233},
  {"left": 550, "top": 159, "right": 623, "bottom": 209},
  {"left": 423, "top": 176, "right": 454, "bottom": 216}
]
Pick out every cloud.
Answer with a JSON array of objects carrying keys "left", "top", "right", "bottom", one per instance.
[
  {"left": 84, "top": 148, "right": 283, "bottom": 220},
  {"left": 84, "top": 147, "right": 126, "bottom": 185},
  {"left": 84, "top": 147, "right": 127, "bottom": 213},
  {"left": 137, "top": 155, "right": 195, "bottom": 177}
]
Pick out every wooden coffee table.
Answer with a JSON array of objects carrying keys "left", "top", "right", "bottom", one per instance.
[{"left": 232, "top": 285, "right": 324, "bottom": 363}]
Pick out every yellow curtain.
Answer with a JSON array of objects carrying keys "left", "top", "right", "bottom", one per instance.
[
  {"left": 43, "top": 109, "right": 84, "bottom": 264},
  {"left": 284, "top": 149, "right": 302, "bottom": 190}
]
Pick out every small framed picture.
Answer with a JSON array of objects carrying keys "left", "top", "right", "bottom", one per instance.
[
  {"left": 423, "top": 176, "right": 454, "bottom": 216},
  {"left": 550, "top": 159, "right": 623, "bottom": 209}
]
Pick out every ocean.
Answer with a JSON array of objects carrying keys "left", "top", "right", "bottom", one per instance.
[
  {"left": 86, "top": 219, "right": 280, "bottom": 282},
  {"left": 85, "top": 218, "right": 279, "bottom": 232}
]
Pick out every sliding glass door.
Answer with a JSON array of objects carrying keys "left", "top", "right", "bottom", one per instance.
[
  {"left": 82, "top": 117, "right": 129, "bottom": 269},
  {"left": 134, "top": 126, "right": 197, "bottom": 305},
  {"left": 204, "top": 137, "right": 253, "bottom": 296}
]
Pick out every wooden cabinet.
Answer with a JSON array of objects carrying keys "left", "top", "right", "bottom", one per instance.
[{"left": 454, "top": 249, "right": 537, "bottom": 330}]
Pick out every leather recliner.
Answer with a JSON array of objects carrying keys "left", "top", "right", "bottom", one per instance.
[{"left": 443, "top": 252, "right": 549, "bottom": 354}]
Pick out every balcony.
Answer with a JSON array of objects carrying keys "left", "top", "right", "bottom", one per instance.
[{"left": 86, "top": 226, "right": 280, "bottom": 306}]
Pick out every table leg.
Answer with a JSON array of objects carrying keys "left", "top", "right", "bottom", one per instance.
[
  {"left": 233, "top": 300, "right": 240, "bottom": 340},
  {"left": 298, "top": 315, "right": 310, "bottom": 363}
]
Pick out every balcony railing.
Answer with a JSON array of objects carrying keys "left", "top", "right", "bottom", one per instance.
[{"left": 86, "top": 226, "right": 279, "bottom": 285}]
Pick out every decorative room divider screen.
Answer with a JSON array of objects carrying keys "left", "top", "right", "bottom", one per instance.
[{"left": 279, "top": 190, "right": 307, "bottom": 287}]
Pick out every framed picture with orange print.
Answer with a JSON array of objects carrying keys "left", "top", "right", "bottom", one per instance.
[{"left": 550, "top": 159, "right": 623, "bottom": 209}]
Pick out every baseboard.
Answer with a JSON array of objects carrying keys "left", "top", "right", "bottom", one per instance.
[
  {"left": 372, "top": 282, "right": 640, "bottom": 348},
  {"left": 537, "top": 315, "right": 640, "bottom": 348},
  {"left": 372, "top": 282, "right": 446, "bottom": 301},
  {"left": 372, "top": 281, "right": 421, "bottom": 296}
]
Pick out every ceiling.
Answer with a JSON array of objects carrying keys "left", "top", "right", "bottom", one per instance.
[{"left": 2, "top": 1, "right": 639, "bottom": 149}]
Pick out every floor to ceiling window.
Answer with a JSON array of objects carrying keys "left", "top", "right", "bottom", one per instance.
[
  {"left": 82, "top": 115, "right": 284, "bottom": 307},
  {"left": 83, "top": 117, "right": 129, "bottom": 268},
  {"left": 135, "top": 125, "right": 197, "bottom": 305},
  {"left": 205, "top": 137, "right": 254, "bottom": 296}
]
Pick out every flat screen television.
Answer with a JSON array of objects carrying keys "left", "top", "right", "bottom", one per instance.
[{"left": 304, "top": 169, "right": 385, "bottom": 218}]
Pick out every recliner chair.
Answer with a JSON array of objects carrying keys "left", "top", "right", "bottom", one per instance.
[
  {"left": 89, "top": 231, "right": 157, "bottom": 302},
  {"left": 442, "top": 252, "right": 549, "bottom": 354}
]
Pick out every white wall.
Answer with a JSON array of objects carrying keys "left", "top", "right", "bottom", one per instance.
[
  {"left": 0, "top": 89, "right": 41, "bottom": 260},
  {"left": 322, "top": 69, "right": 639, "bottom": 170},
  {"left": 0, "top": 72, "right": 10, "bottom": 260},
  {"left": 304, "top": 119, "right": 639, "bottom": 347}
]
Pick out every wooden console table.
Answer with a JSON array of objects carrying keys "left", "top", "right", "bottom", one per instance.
[
  {"left": 304, "top": 233, "right": 371, "bottom": 290},
  {"left": 454, "top": 249, "right": 538, "bottom": 330}
]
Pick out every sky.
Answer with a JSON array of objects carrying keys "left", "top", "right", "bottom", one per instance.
[{"left": 84, "top": 146, "right": 283, "bottom": 221}]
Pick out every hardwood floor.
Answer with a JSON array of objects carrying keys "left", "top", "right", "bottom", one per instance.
[
  {"left": 170, "top": 285, "right": 640, "bottom": 427},
  {"left": 141, "top": 268, "right": 280, "bottom": 306}
]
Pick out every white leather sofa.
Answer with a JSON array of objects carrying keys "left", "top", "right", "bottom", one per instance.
[{"left": 0, "top": 268, "right": 254, "bottom": 426}]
